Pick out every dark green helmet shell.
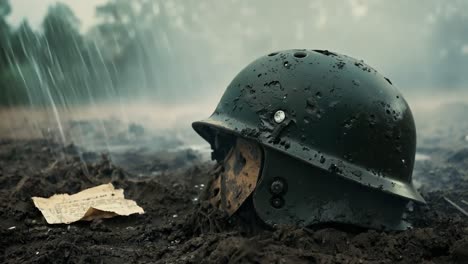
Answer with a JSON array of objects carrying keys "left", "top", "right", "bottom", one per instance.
[{"left": 193, "top": 49, "right": 425, "bottom": 229}]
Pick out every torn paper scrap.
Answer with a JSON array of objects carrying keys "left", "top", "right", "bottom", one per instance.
[{"left": 32, "top": 183, "right": 144, "bottom": 224}]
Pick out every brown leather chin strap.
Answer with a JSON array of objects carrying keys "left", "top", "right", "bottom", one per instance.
[{"left": 208, "top": 138, "right": 262, "bottom": 215}]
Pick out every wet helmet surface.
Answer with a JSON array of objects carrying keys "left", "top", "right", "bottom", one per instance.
[{"left": 193, "top": 49, "right": 425, "bottom": 230}]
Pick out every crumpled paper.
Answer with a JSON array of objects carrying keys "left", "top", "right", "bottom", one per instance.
[{"left": 32, "top": 183, "right": 144, "bottom": 224}]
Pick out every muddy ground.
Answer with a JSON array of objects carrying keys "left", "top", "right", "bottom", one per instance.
[{"left": 1, "top": 103, "right": 468, "bottom": 263}]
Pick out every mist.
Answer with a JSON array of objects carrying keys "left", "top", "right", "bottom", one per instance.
[{"left": 1, "top": 0, "right": 468, "bottom": 153}]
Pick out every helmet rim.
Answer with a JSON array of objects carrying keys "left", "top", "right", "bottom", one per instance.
[{"left": 193, "top": 116, "right": 426, "bottom": 204}]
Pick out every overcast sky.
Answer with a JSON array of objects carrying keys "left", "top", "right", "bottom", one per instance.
[{"left": 7, "top": 0, "right": 106, "bottom": 31}]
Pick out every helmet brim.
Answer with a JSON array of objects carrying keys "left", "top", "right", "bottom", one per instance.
[{"left": 193, "top": 116, "right": 426, "bottom": 204}]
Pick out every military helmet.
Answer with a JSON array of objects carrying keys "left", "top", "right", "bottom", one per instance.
[{"left": 193, "top": 49, "right": 425, "bottom": 230}]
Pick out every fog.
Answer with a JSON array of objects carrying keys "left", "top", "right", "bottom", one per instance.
[{"left": 1, "top": 0, "right": 467, "bottom": 152}]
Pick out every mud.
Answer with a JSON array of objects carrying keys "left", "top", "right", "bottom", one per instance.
[
  {"left": 0, "top": 138, "right": 466, "bottom": 264},
  {"left": 1, "top": 101, "right": 468, "bottom": 263}
]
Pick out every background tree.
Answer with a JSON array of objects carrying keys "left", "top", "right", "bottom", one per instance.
[
  {"left": 431, "top": 12, "right": 468, "bottom": 89},
  {"left": 42, "top": 3, "right": 82, "bottom": 66},
  {"left": 0, "top": 0, "right": 11, "bottom": 71}
]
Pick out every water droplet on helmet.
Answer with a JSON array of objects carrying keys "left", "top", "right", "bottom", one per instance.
[
  {"left": 352, "top": 170, "right": 362, "bottom": 177},
  {"left": 305, "top": 97, "right": 317, "bottom": 114},
  {"left": 320, "top": 156, "right": 326, "bottom": 163},
  {"left": 329, "top": 164, "right": 342, "bottom": 174},
  {"left": 314, "top": 50, "right": 337, "bottom": 56},
  {"left": 329, "top": 101, "right": 339, "bottom": 108},
  {"left": 264, "top": 80, "right": 282, "bottom": 90}
]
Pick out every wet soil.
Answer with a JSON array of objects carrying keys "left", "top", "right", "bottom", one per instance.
[{"left": 0, "top": 138, "right": 467, "bottom": 264}]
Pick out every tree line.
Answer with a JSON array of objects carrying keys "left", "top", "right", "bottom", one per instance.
[
  {"left": 0, "top": 0, "right": 222, "bottom": 106},
  {"left": 1, "top": 0, "right": 467, "bottom": 107}
]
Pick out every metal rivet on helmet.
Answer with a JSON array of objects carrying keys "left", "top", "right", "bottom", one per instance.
[
  {"left": 273, "top": 110, "right": 286, "bottom": 123},
  {"left": 270, "top": 180, "right": 286, "bottom": 195},
  {"left": 270, "top": 196, "right": 284, "bottom": 209}
]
